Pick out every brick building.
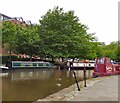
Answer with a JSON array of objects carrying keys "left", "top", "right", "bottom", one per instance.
[{"left": 0, "top": 13, "right": 32, "bottom": 27}]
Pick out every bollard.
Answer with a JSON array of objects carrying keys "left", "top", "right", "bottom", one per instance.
[
  {"left": 84, "top": 68, "right": 87, "bottom": 87},
  {"left": 73, "top": 71, "right": 80, "bottom": 91},
  {"left": 70, "top": 62, "right": 80, "bottom": 91}
]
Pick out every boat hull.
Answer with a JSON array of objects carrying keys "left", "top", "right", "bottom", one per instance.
[
  {"left": 93, "top": 71, "right": 120, "bottom": 77},
  {"left": 70, "top": 66, "right": 94, "bottom": 70}
]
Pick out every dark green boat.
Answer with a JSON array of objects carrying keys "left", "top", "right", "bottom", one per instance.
[{"left": 6, "top": 61, "right": 53, "bottom": 69}]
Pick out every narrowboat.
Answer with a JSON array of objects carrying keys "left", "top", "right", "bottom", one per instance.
[
  {"left": 71, "top": 62, "right": 95, "bottom": 70},
  {"left": 66, "top": 61, "right": 95, "bottom": 70},
  {"left": 93, "top": 57, "right": 120, "bottom": 77},
  {"left": 5, "top": 61, "right": 53, "bottom": 69}
]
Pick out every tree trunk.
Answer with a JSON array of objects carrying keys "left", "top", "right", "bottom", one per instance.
[
  {"left": 52, "top": 57, "right": 54, "bottom": 62},
  {"left": 30, "top": 55, "right": 32, "bottom": 61},
  {"left": 9, "top": 49, "right": 12, "bottom": 61},
  {"left": 72, "top": 58, "right": 75, "bottom": 62},
  {"left": 62, "top": 57, "right": 64, "bottom": 62}
]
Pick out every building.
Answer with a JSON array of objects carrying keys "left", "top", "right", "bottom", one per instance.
[{"left": 0, "top": 13, "right": 32, "bottom": 27}]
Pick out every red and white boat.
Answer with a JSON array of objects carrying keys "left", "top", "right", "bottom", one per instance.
[{"left": 93, "top": 57, "right": 120, "bottom": 77}]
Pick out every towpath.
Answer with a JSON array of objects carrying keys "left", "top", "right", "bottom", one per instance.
[
  {"left": 68, "top": 75, "right": 119, "bottom": 101},
  {"left": 35, "top": 75, "right": 119, "bottom": 102}
]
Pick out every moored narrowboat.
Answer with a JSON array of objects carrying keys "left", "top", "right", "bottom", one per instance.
[
  {"left": 65, "top": 61, "right": 95, "bottom": 70},
  {"left": 5, "top": 61, "right": 53, "bottom": 69},
  {"left": 93, "top": 57, "right": 120, "bottom": 77},
  {"left": 71, "top": 62, "right": 95, "bottom": 70}
]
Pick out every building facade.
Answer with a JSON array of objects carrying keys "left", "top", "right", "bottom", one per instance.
[{"left": 0, "top": 13, "right": 32, "bottom": 27}]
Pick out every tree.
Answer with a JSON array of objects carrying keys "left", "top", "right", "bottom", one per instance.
[
  {"left": 38, "top": 6, "right": 96, "bottom": 60},
  {"left": 2, "top": 21, "right": 41, "bottom": 60},
  {"left": 116, "top": 41, "right": 120, "bottom": 61},
  {"left": 15, "top": 25, "right": 41, "bottom": 59},
  {"left": 97, "top": 41, "right": 119, "bottom": 60},
  {"left": 2, "top": 21, "right": 20, "bottom": 60}
]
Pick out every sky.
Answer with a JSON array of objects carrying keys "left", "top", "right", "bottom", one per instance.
[{"left": 0, "top": 0, "right": 119, "bottom": 44}]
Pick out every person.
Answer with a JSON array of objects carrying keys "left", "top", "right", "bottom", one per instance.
[
  {"left": 6, "top": 59, "right": 11, "bottom": 68},
  {"left": 70, "top": 61, "right": 73, "bottom": 69}
]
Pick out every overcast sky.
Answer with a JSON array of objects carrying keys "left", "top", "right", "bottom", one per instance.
[{"left": 1, "top": 0, "right": 119, "bottom": 44}]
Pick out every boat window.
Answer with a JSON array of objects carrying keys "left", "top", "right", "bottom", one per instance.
[
  {"left": 38, "top": 63, "right": 43, "bottom": 66},
  {"left": 33, "top": 63, "right": 37, "bottom": 66},
  {"left": 46, "top": 64, "right": 49, "bottom": 66},
  {"left": 43, "top": 64, "right": 47, "bottom": 66},
  {"left": 98, "top": 58, "right": 104, "bottom": 64},
  {"left": 106, "top": 59, "right": 111, "bottom": 64},
  {"left": 13, "top": 63, "right": 21, "bottom": 66}
]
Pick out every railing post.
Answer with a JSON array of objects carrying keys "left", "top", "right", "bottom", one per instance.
[
  {"left": 73, "top": 71, "right": 80, "bottom": 91},
  {"left": 70, "top": 62, "right": 80, "bottom": 91},
  {"left": 84, "top": 68, "right": 87, "bottom": 87}
]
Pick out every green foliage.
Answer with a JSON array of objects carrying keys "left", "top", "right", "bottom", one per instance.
[
  {"left": 2, "top": 22, "right": 41, "bottom": 57},
  {"left": 97, "top": 41, "right": 119, "bottom": 60},
  {"left": 2, "top": 21, "right": 20, "bottom": 52},
  {"left": 1, "top": 55, "right": 17, "bottom": 64},
  {"left": 4, "top": 7, "right": 119, "bottom": 61},
  {"left": 38, "top": 6, "right": 97, "bottom": 59},
  {"left": 116, "top": 41, "right": 120, "bottom": 61},
  {"left": 15, "top": 25, "right": 41, "bottom": 56}
]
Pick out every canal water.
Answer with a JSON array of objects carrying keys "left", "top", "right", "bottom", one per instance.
[{"left": 1, "top": 68, "right": 93, "bottom": 102}]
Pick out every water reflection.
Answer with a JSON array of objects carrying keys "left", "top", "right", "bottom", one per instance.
[
  {"left": 2, "top": 68, "right": 93, "bottom": 102},
  {"left": 10, "top": 69, "right": 54, "bottom": 81}
]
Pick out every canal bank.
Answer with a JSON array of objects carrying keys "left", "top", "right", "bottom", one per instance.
[{"left": 35, "top": 75, "right": 118, "bottom": 102}]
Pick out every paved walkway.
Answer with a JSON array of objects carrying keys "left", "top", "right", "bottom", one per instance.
[
  {"left": 35, "top": 75, "right": 119, "bottom": 102},
  {"left": 69, "top": 75, "right": 118, "bottom": 101}
]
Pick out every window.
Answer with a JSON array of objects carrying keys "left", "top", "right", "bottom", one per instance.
[
  {"left": 1, "top": 16, "right": 3, "bottom": 20},
  {"left": 106, "top": 59, "right": 111, "bottom": 64},
  {"left": 98, "top": 58, "right": 104, "bottom": 64}
]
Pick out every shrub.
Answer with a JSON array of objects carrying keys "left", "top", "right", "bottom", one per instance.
[{"left": 1, "top": 55, "right": 18, "bottom": 64}]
